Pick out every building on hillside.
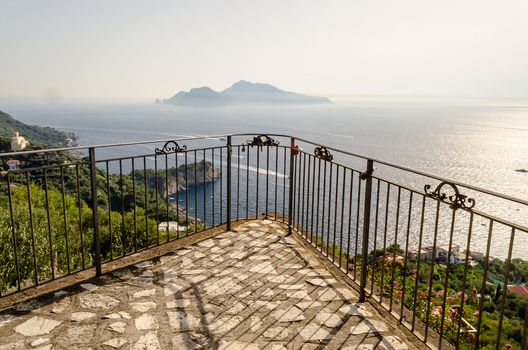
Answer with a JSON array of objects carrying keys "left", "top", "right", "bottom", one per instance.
[
  {"left": 507, "top": 285, "right": 528, "bottom": 298},
  {"left": 158, "top": 221, "right": 187, "bottom": 233},
  {"left": 409, "top": 244, "right": 468, "bottom": 264},
  {"left": 6, "top": 159, "right": 20, "bottom": 170},
  {"left": 10, "top": 132, "right": 29, "bottom": 151}
]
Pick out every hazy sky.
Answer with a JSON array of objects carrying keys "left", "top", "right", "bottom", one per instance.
[{"left": 1, "top": 0, "right": 528, "bottom": 100}]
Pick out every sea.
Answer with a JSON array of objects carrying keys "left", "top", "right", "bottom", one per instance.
[{"left": 2, "top": 98, "right": 528, "bottom": 259}]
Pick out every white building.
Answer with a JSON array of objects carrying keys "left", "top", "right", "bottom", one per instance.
[
  {"left": 10, "top": 132, "right": 29, "bottom": 151},
  {"left": 158, "top": 221, "right": 187, "bottom": 233},
  {"left": 6, "top": 159, "right": 20, "bottom": 170},
  {"left": 410, "top": 244, "right": 465, "bottom": 264}
]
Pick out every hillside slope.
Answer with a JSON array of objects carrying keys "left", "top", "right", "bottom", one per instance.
[{"left": 0, "top": 110, "right": 70, "bottom": 150}]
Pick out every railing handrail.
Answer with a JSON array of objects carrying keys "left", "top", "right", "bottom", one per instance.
[
  {"left": 292, "top": 135, "right": 528, "bottom": 207},
  {"left": 2, "top": 132, "right": 527, "bottom": 207},
  {"left": 0, "top": 134, "right": 232, "bottom": 157}
]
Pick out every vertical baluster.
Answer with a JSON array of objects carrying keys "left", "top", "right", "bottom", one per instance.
[
  {"left": 106, "top": 162, "right": 113, "bottom": 260},
  {"left": 6, "top": 173, "right": 21, "bottom": 291},
  {"left": 212, "top": 148, "right": 215, "bottom": 226},
  {"left": 220, "top": 147, "right": 223, "bottom": 223},
  {"left": 438, "top": 207, "right": 457, "bottom": 349},
  {"left": 424, "top": 200, "right": 441, "bottom": 343},
  {"left": 226, "top": 137, "right": 232, "bottom": 230},
  {"left": 522, "top": 303, "right": 527, "bottom": 350},
  {"left": 455, "top": 212, "right": 474, "bottom": 348},
  {"left": 346, "top": 170, "right": 354, "bottom": 273},
  {"left": 119, "top": 159, "right": 125, "bottom": 256},
  {"left": 184, "top": 151, "right": 189, "bottom": 233},
  {"left": 370, "top": 179, "right": 381, "bottom": 293},
  {"left": 256, "top": 146, "right": 260, "bottom": 218},
  {"left": 26, "top": 172, "right": 39, "bottom": 285},
  {"left": 143, "top": 157, "right": 148, "bottom": 249},
  {"left": 43, "top": 169, "right": 55, "bottom": 279},
  {"left": 380, "top": 182, "right": 391, "bottom": 302},
  {"left": 292, "top": 148, "right": 298, "bottom": 230},
  {"left": 77, "top": 164, "right": 86, "bottom": 268},
  {"left": 265, "top": 144, "right": 269, "bottom": 217},
  {"left": 154, "top": 155, "right": 160, "bottom": 245},
  {"left": 175, "top": 148, "right": 179, "bottom": 239},
  {"left": 332, "top": 165, "right": 340, "bottom": 262},
  {"left": 246, "top": 146, "right": 250, "bottom": 220},
  {"left": 326, "top": 162, "right": 333, "bottom": 257},
  {"left": 353, "top": 175, "right": 362, "bottom": 279},
  {"left": 411, "top": 196, "right": 427, "bottom": 332},
  {"left": 399, "top": 191, "right": 413, "bottom": 320},
  {"left": 132, "top": 158, "right": 137, "bottom": 252},
  {"left": 296, "top": 150, "right": 302, "bottom": 231},
  {"left": 475, "top": 220, "right": 494, "bottom": 349},
  {"left": 283, "top": 147, "right": 286, "bottom": 222},
  {"left": 203, "top": 149, "right": 207, "bottom": 228},
  {"left": 274, "top": 145, "right": 278, "bottom": 220},
  {"left": 389, "top": 186, "right": 402, "bottom": 311},
  {"left": 165, "top": 154, "right": 170, "bottom": 240},
  {"left": 359, "top": 159, "right": 374, "bottom": 302},
  {"left": 310, "top": 155, "right": 316, "bottom": 243},
  {"left": 338, "top": 168, "right": 346, "bottom": 269},
  {"left": 89, "top": 148, "right": 101, "bottom": 276},
  {"left": 305, "top": 155, "right": 311, "bottom": 237},
  {"left": 59, "top": 166, "right": 71, "bottom": 274},
  {"left": 320, "top": 161, "right": 327, "bottom": 251},
  {"left": 301, "top": 153, "right": 307, "bottom": 236},
  {"left": 194, "top": 150, "right": 198, "bottom": 233},
  {"left": 495, "top": 227, "right": 516, "bottom": 350},
  {"left": 287, "top": 138, "right": 295, "bottom": 235},
  {"left": 238, "top": 145, "right": 241, "bottom": 221}
]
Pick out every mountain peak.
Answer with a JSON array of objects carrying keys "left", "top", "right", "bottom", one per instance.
[
  {"left": 225, "top": 80, "right": 280, "bottom": 94},
  {"left": 232, "top": 80, "right": 252, "bottom": 86},
  {"left": 159, "top": 81, "right": 330, "bottom": 107}
]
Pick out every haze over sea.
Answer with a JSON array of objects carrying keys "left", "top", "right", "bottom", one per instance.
[{"left": 3, "top": 97, "right": 528, "bottom": 258}]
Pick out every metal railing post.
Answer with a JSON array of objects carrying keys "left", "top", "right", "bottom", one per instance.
[
  {"left": 226, "top": 136, "right": 232, "bottom": 231},
  {"left": 359, "top": 159, "right": 374, "bottom": 302},
  {"left": 287, "top": 137, "right": 296, "bottom": 235},
  {"left": 89, "top": 147, "right": 102, "bottom": 276},
  {"left": 523, "top": 306, "right": 527, "bottom": 350}
]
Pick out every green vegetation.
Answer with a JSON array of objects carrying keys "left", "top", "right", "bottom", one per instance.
[
  {"left": 368, "top": 245, "right": 528, "bottom": 349},
  {"left": 0, "top": 150, "right": 210, "bottom": 294},
  {"left": 312, "top": 235, "right": 527, "bottom": 349},
  {"left": 0, "top": 110, "right": 71, "bottom": 151}
]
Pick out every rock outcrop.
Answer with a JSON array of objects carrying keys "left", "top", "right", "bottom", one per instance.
[{"left": 162, "top": 160, "right": 220, "bottom": 198}]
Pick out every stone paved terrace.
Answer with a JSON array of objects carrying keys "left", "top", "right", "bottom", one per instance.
[{"left": 0, "top": 220, "right": 421, "bottom": 350}]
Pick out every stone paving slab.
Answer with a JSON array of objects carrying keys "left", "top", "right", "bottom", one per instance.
[{"left": 0, "top": 220, "right": 420, "bottom": 350}]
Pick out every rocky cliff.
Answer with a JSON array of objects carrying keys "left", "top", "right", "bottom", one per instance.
[{"left": 161, "top": 159, "right": 220, "bottom": 198}]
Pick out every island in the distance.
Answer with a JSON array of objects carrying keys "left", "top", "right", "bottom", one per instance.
[{"left": 156, "top": 80, "right": 331, "bottom": 107}]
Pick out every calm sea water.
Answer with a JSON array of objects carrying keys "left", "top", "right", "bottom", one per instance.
[{"left": 3, "top": 99, "right": 528, "bottom": 258}]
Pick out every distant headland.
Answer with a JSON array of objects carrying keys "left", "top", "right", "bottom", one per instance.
[{"left": 156, "top": 80, "right": 331, "bottom": 107}]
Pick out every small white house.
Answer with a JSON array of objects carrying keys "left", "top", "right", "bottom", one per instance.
[
  {"left": 6, "top": 159, "right": 20, "bottom": 170},
  {"left": 10, "top": 132, "right": 29, "bottom": 151},
  {"left": 410, "top": 244, "right": 463, "bottom": 264},
  {"left": 158, "top": 221, "right": 187, "bottom": 233}
]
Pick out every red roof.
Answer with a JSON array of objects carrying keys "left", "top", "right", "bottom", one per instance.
[
  {"left": 6, "top": 159, "right": 20, "bottom": 164},
  {"left": 507, "top": 285, "right": 528, "bottom": 297}
]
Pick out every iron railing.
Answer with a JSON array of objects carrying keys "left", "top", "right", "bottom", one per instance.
[{"left": 0, "top": 133, "right": 527, "bottom": 350}]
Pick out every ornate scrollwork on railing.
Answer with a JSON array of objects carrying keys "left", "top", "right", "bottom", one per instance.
[
  {"left": 155, "top": 141, "right": 187, "bottom": 155},
  {"left": 314, "top": 146, "right": 333, "bottom": 162},
  {"left": 243, "top": 135, "right": 280, "bottom": 151},
  {"left": 424, "top": 181, "right": 475, "bottom": 210}
]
